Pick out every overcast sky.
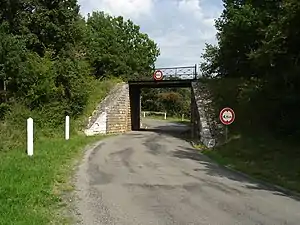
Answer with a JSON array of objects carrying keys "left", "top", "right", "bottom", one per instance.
[{"left": 78, "top": 0, "right": 223, "bottom": 68}]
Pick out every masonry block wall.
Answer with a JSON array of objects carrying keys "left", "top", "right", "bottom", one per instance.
[
  {"left": 85, "top": 80, "right": 222, "bottom": 147},
  {"left": 106, "top": 84, "right": 131, "bottom": 134},
  {"left": 84, "top": 82, "right": 131, "bottom": 136},
  {"left": 191, "top": 81, "right": 222, "bottom": 148}
]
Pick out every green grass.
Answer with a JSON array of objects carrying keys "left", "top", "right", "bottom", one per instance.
[
  {"left": 0, "top": 134, "right": 106, "bottom": 225},
  {"left": 195, "top": 78, "right": 300, "bottom": 193},
  {"left": 0, "top": 78, "right": 122, "bottom": 224},
  {"left": 75, "top": 77, "right": 122, "bottom": 131},
  {"left": 202, "top": 128, "right": 300, "bottom": 193},
  {"left": 193, "top": 78, "right": 300, "bottom": 193}
]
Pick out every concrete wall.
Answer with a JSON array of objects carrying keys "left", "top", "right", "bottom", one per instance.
[{"left": 84, "top": 82, "right": 131, "bottom": 136}]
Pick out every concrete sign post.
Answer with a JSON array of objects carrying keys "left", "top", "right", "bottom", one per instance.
[
  {"left": 153, "top": 70, "right": 163, "bottom": 81},
  {"left": 27, "top": 118, "right": 33, "bottom": 156},
  {"left": 65, "top": 115, "right": 70, "bottom": 140},
  {"left": 219, "top": 107, "right": 235, "bottom": 142}
]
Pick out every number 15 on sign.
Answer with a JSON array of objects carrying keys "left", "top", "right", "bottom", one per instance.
[{"left": 219, "top": 107, "right": 235, "bottom": 143}]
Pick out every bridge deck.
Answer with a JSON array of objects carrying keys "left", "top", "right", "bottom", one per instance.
[{"left": 128, "top": 79, "right": 196, "bottom": 88}]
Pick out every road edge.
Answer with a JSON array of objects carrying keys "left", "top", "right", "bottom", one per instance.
[
  {"left": 67, "top": 138, "right": 110, "bottom": 225},
  {"left": 190, "top": 142, "right": 300, "bottom": 200}
]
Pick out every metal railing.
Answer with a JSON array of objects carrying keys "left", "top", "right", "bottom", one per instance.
[{"left": 154, "top": 64, "right": 197, "bottom": 80}]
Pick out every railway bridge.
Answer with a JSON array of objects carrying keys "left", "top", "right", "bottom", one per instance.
[{"left": 84, "top": 65, "right": 218, "bottom": 148}]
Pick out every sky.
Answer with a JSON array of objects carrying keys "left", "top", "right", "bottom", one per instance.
[{"left": 78, "top": 0, "right": 224, "bottom": 68}]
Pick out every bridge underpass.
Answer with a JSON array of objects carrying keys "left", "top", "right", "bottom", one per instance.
[
  {"left": 84, "top": 65, "right": 216, "bottom": 148},
  {"left": 128, "top": 65, "right": 197, "bottom": 132},
  {"left": 129, "top": 79, "right": 194, "bottom": 131}
]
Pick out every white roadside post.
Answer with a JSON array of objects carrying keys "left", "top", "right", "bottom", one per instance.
[
  {"left": 143, "top": 111, "right": 146, "bottom": 117},
  {"left": 164, "top": 112, "right": 167, "bottom": 120},
  {"left": 182, "top": 114, "right": 184, "bottom": 121},
  {"left": 27, "top": 118, "right": 33, "bottom": 156},
  {"left": 65, "top": 115, "right": 70, "bottom": 140}
]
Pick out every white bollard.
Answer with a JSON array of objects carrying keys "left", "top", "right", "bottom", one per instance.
[
  {"left": 65, "top": 115, "right": 70, "bottom": 140},
  {"left": 143, "top": 112, "right": 146, "bottom": 117},
  {"left": 164, "top": 112, "right": 167, "bottom": 120},
  {"left": 27, "top": 118, "right": 33, "bottom": 156},
  {"left": 182, "top": 114, "right": 184, "bottom": 121}
]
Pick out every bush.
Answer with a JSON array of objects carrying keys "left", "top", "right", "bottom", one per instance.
[
  {"left": 141, "top": 88, "right": 191, "bottom": 118},
  {"left": 0, "top": 103, "right": 9, "bottom": 119}
]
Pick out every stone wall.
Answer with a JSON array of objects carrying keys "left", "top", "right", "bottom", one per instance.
[
  {"left": 106, "top": 84, "right": 131, "bottom": 134},
  {"left": 191, "top": 81, "right": 222, "bottom": 148},
  {"left": 84, "top": 82, "right": 131, "bottom": 136},
  {"left": 84, "top": 80, "right": 222, "bottom": 146}
]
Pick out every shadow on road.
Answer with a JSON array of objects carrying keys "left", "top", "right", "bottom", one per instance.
[
  {"left": 173, "top": 146, "right": 300, "bottom": 202},
  {"left": 137, "top": 119, "right": 300, "bottom": 201},
  {"left": 139, "top": 119, "right": 193, "bottom": 142},
  {"left": 139, "top": 126, "right": 192, "bottom": 141}
]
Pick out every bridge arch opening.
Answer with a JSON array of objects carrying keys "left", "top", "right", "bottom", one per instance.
[
  {"left": 128, "top": 65, "right": 199, "bottom": 140},
  {"left": 129, "top": 80, "right": 194, "bottom": 131}
]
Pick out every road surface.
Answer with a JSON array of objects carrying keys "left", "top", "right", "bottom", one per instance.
[{"left": 74, "top": 119, "right": 300, "bottom": 225}]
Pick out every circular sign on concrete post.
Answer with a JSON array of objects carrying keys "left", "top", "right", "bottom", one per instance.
[
  {"left": 219, "top": 107, "right": 235, "bottom": 125},
  {"left": 153, "top": 70, "right": 163, "bottom": 81}
]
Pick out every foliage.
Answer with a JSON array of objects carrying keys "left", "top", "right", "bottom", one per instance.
[
  {"left": 0, "top": 0, "right": 82, "bottom": 56},
  {"left": 202, "top": 76, "right": 300, "bottom": 193},
  {"left": 200, "top": 0, "right": 300, "bottom": 137},
  {"left": 85, "top": 11, "right": 160, "bottom": 80},
  {"left": 141, "top": 88, "right": 191, "bottom": 117},
  {"left": 0, "top": 1, "right": 160, "bottom": 132},
  {"left": 0, "top": 1, "right": 161, "bottom": 224},
  {"left": 200, "top": 1, "right": 300, "bottom": 191},
  {"left": 0, "top": 77, "right": 117, "bottom": 224},
  {"left": 0, "top": 0, "right": 161, "bottom": 167},
  {"left": 74, "top": 77, "right": 122, "bottom": 132}
]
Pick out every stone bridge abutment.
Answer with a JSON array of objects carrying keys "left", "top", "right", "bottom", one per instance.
[{"left": 84, "top": 80, "right": 220, "bottom": 148}]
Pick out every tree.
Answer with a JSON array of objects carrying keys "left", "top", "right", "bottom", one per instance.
[
  {"left": 200, "top": 0, "right": 300, "bottom": 135},
  {"left": 0, "top": 0, "right": 83, "bottom": 56},
  {"left": 85, "top": 11, "right": 160, "bottom": 80},
  {"left": 0, "top": 2, "right": 162, "bottom": 127},
  {"left": 200, "top": 43, "right": 220, "bottom": 77},
  {"left": 0, "top": 0, "right": 92, "bottom": 125},
  {"left": 141, "top": 88, "right": 191, "bottom": 117}
]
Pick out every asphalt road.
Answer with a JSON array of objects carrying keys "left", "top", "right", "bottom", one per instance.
[{"left": 74, "top": 119, "right": 300, "bottom": 225}]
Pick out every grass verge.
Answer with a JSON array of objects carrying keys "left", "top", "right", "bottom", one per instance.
[
  {"left": 0, "top": 134, "right": 106, "bottom": 225},
  {"left": 74, "top": 77, "right": 122, "bottom": 131},
  {"left": 0, "top": 78, "right": 122, "bottom": 224},
  {"left": 197, "top": 77, "right": 300, "bottom": 194},
  {"left": 201, "top": 131, "right": 300, "bottom": 193}
]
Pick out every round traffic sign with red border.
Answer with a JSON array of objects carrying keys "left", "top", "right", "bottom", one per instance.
[
  {"left": 219, "top": 107, "right": 235, "bottom": 125},
  {"left": 153, "top": 70, "right": 163, "bottom": 81}
]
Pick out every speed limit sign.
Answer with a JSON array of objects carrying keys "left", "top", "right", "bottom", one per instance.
[
  {"left": 219, "top": 107, "right": 235, "bottom": 125},
  {"left": 153, "top": 70, "right": 163, "bottom": 81}
]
